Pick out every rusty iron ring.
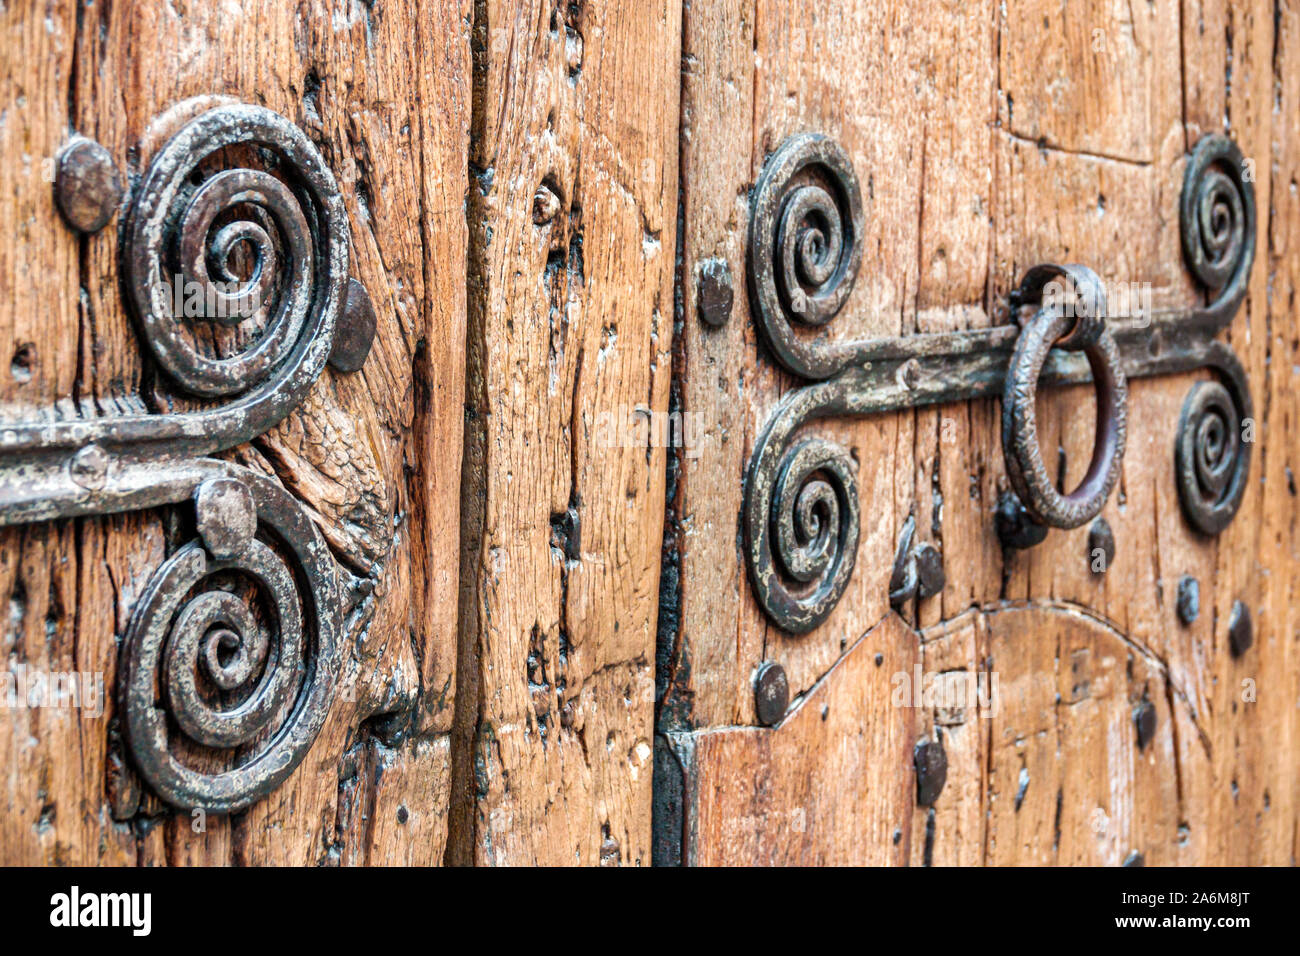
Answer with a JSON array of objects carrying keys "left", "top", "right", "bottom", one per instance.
[{"left": 1002, "top": 306, "right": 1128, "bottom": 529}]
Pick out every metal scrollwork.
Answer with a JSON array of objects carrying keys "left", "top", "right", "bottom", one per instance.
[
  {"left": 747, "top": 133, "right": 865, "bottom": 380},
  {"left": 122, "top": 464, "right": 339, "bottom": 813},
  {"left": 742, "top": 132, "right": 1255, "bottom": 634},
  {"left": 1174, "top": 357, "right": 1252, "bottom": 536},
  {"left": 1172, "top": 134, "right": 1256, "bottom": 533},
  {"left": 1180, "top": 134, "right": 1255, "bottom": 301},
  {"left": 12, "top": 102, "right": 360, "bottom": 812}
]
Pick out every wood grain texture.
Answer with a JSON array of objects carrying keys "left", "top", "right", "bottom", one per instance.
[
  {"left": 664, "top": 0, "right": 1299, "bottom": 866},
  {"left": 0, "top": 0, "right": 470, "bottom": 865},
  {"left": 447, "top": 0, "right": 679, "bottom": 865},
  {"left": 667, "top": 614, "right": 917, "bottom": 866}
]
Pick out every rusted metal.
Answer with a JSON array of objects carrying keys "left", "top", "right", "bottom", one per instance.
[
  {"left": 1134, "top": 700, "right": 1157, "bottom": 750},
  {"left": 753, "top": 660, "right": 790, "bottom": 727},
  {"left": 697, "top": 257, "right": 734, "bottom": 327},
  {"left": 888, "top": 515, "right": 944, "bottom": 610},
  {"left": 1175, "top": 378, "right": 1251, "bottom": 536},
  {"left": 1176, "top": 575, "right": 1200, "bottom": 625},
  {"left": 914, "top": 738, "right": 947, "bottom": 806},
  {"left": 742, "top": 132, "right": 1256, "bottom": 633},
  {"left": 55, "top": 136, "right": 123, "bottom": 233},
  {"left": 888, "top": 515, "right": 919, "bottom": 611},
  {"left": 194, "top": 477, "right": 257, "bottom": 560},
  {"left": 747, "top": 133, "right": 863, "bottom": 377},
  {"left": 121, "top": 461, "right": 340, "bottom": 813},
  {"left": 1003, "top": 266, "right": 1127, "bottom": 530},
  {"left": 1087, "top": 517, "right": 1115, "bottom": 575},
  {"left": 5, "top": 103, "right": 351, "bottom": 813},
  {"left": 329, "top": 277, "right": 378, "bottom": 373},
  {"left": 995, "top": 490, "right": 1048, "bottom": 551},
  {"left": 1228, "top": 600, "right": 1253, "bottom": 657}
]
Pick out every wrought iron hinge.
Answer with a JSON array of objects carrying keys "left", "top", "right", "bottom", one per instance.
[
  {"left": 19, "top": 102, "right": 376, "bottom": 812},
  {"left": 741, "top": 133, "right": 1254, "bottom": 634}
]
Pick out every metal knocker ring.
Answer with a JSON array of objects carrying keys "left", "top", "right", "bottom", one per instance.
[{"left": 1002, "top": 265, "right": 1128, "bottom": 530}]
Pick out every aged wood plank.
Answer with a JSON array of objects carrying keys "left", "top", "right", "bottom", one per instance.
[
  {"left": 0, "top": 0, "right": 469, "bottom": 865},
  {"left": 670, "top": 613, "right": 916, "bottom": 865},
  {"left": 669, "top": 0, "right": 1298, "bottom": 867},
  {"left": 450, "top": 0, "right": 679, "bottom": 865}
]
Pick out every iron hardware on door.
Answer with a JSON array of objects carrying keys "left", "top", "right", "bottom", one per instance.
[
  {"left": 742, "top": 133, "right": 1255, "bottom": 634},
  {"left": 7, "top": 102, "right": 373, "bottom": 812}
]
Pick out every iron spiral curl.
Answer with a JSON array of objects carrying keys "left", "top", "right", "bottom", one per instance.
[
  {"left": 745, "top": 384, "right": 860, "bottom": 634},
  {"left": 1180, "top": 134, "right": 1255, "bottom": 295},
  {"left": 125, "top": 103, "right": 348, "bottom": 399},
  {"left": 748, "top": 133, "right": 864, "bottom": 379},
  {"left": 1174, "top": 370, "right": 1251, "bottom": 536},
  {"left": 121, "top": 466, "right": 340, "bottom": 813}
]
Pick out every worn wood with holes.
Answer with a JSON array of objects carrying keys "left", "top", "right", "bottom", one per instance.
[
  {"left": 660, "top": 0, "right": 1298, "bottom": 865},
  {"left": 1, "top": 0, "right": 1295, "bottom": 869},
  {"left": 446, "top": 0, "right": 680, "bottom": 866},
  {"left": 0, "top": 0, "right": 469, "bottom": 865}
]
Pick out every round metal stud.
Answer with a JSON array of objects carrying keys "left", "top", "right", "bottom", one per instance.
[
  {"left": 55, "top": 137, "right": 123, "bottom": 234},
  {"left": 1087, "top": 517, "right": 1115, "bottom": 574},
  {"left": 1228, "top": 600, "right": 1253, "bottom": 658},
  {"left": 697, "top": 258, "right": 734, "bottom": 327},
  {"left": 68, "top": 444, "right": 111, "bottom": 491},
  {"left": 194, "top": 477, "right": 257, "bottom": 560},
  {"left": 1176, "top": 575, "right": 1200, "bottom": 625},
  {"left": 753, "top": 661, "right": 790, "bottom": 727},
  {"left": 329, "top": 278, "right": 378, "bottom": 373}
]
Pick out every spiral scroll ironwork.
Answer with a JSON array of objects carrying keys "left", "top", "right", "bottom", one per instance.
[
  {"left": 125, "top": 102, "right": 348, "bottom": 404},
  {"left": 0, "top": 101, "right": 358, "bottom": 813},
  {"left": 748, "top": 133, "right": 864, "bottom": 380},
  {"left": 121, "top": 465, "right": 340, "bottom": 813},
  {"left": 745, "top": 384, "right": 860, "bottom": 635},
  {"left": 1174, "top": 353, "right": 1252, "bottom": 536},
  {"left": 1180, "top": 134, "right": 1255, "bottom": 298}
]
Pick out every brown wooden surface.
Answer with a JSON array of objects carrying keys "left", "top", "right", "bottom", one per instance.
[
  {"left": 660, "top": 0, "right": 1299, "bottom": 866},
  {"left": 0, "top": 0, "right": 470, "bottom": 865},
  {"left": 447, "top": 0, "right": 680, "bottom": 866},
  {"left": 1, "top": 0, "right": 1296, "bottom": 867}
]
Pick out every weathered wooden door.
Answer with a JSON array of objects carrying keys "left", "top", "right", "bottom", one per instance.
[
  {"left": 1, "top": 0, "right": 1295, "bottom": 868},
  {"left": 655, "top": 0, "right": 1298, "bottom": 866},
  {"left": 0, "top": 0, "right": 676, "bottom": 866}
]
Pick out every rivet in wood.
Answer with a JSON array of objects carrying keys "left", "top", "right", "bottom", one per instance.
[
  {"left": 329, "top": 278, "right": 377, "bottom": 373},
  {"left": 753, "top": 660, "right": 789, "bottom": 727},
  {"left": 55, "top": 137, "right": 123, "bottom": 234},
  {"left": 1134, "top": 700, "right": 1157, "bottom": 750},
  {"left": 1087, "top": 517, "right": 1115, "bottom": 574},
  {"left": 995, "top": 490, "right": 1048, "bottom": 550},
  {"left": 195, "top": 477, "right": 257, "bottom": 560},
  {"left": 913, "top": 738, "right": 947, "bottom": 806},
  {"left": 697, "top": 258, "right": 733, "bottom": 327},
  {"left": 1122, "top": 850, "right": 1144, "bottom": 867},
  {"left": 1228, "top": 600, "right": 1253, "bottom": 657},
  {"left": 913, "top": 542, "right": 945, "bottom": 599},
  {"left": 1176, "top": 575, "right": 1199, "bottom": 625}
]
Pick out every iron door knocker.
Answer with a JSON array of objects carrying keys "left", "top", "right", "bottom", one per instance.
[{"left": 1002, "top": 264, "right": 1128, "bottom": 530}]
